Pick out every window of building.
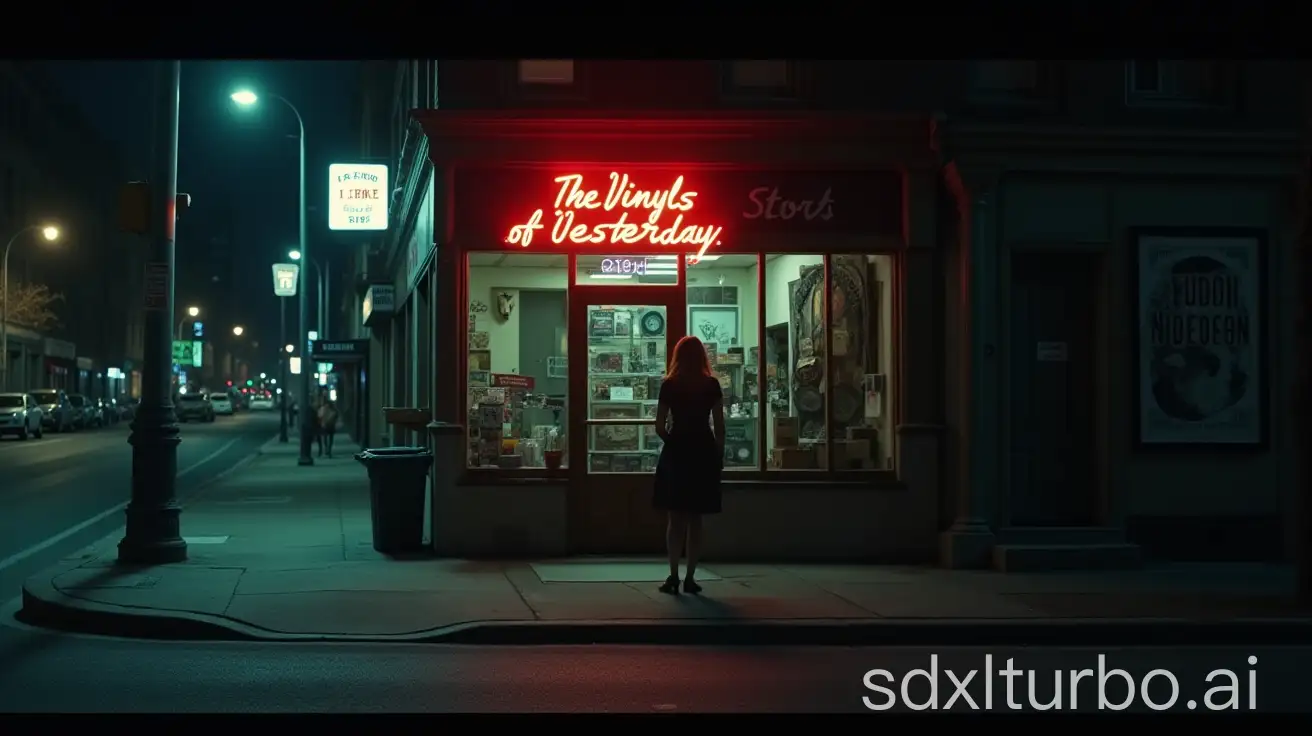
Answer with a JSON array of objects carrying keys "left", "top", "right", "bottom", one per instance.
[
  {"left": 466, "top": 253, "right": 569, "bottom": 469},
  {"left": 1126, "top": 60, "right": 1224, "bottom": 106},
  {"left": 410, "top": 60, "right": 424, "bottom": 109},
  {"left": 762, "top": 254, "right": 895, "bottom": 471},
  {"left": 519, "top": 60, "right": 575, "bottom": 85},
  {"left": 827, "top": 254, "right": 895, "bottom": 470},
  {"left": 685, "top": 254, "right": 760, "bottom": 470}
]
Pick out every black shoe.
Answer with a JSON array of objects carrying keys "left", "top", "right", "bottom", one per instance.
[
  {"left": 658, "top": 575, "right": 680, "bottom": 595},
  {"left": 683, "top": 578, "right": 702, "bottom": 595}
]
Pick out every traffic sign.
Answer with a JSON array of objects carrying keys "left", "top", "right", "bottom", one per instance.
[{"left": 272, "top": 263, "right": 300, "bottom": 297}]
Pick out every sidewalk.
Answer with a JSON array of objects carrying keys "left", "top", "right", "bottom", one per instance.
[{"left": 19, "top": 440, "right": 1312, "bottom": 644}]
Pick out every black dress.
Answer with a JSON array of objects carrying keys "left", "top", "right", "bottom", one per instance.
[{"left": 652, "top": 375, "right": 723, "bottom": 514}]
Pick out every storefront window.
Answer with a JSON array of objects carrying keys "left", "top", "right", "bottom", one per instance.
[
  {"left": 574, "top": 254, "right": 679, "bottom": 285},
  {"left": 827, "top": 254, "right": 896, "bottom": 470},
  {"left": 466, "top": 253, "right": 569, "bottom": 469},
  {"left": 686, "top": 254, "right": 760, "bottom": 470},
  {"left": 586, "top": 303, "right": 667, "bottom": 474},
  {"left": 763, "top": 255, "right": 827, "bottom": 470}
]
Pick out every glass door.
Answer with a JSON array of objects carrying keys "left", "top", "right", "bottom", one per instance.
[
  {"left": 567, "top": 274, "right": 686, "bottom": 552},
  {"left": 583, "top": 302, "right": 670, "bottom": 475}
]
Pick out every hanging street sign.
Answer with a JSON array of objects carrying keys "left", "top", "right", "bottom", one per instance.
[
  {"left": 328, "top": 163, "right": 389, "bottom": 231},
  {"left": 272, "top": 263, "right": 300, "bottom": 297}
]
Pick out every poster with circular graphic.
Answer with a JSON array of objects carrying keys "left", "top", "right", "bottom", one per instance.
[{"left": 1132, "top": 228, "right": 1267, "bottom": 449}]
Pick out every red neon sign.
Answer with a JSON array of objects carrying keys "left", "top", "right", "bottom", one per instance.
[{"left": 505, "top": 172, "right": 724, "bottom": 260}]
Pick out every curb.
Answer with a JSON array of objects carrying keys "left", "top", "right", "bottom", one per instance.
[{"left": 17, "top": 578, "right": 1312, "bottom": 646}]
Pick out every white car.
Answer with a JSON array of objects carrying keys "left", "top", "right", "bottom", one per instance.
[
  {"left": 249, "top": 395, "right": 275, "bottom": 411},
  {"left": 209, "top": 393, "right": 234, "bottom": 415},
  {"left": 0, "top": 392, "right": 44, "bottom": 440}
]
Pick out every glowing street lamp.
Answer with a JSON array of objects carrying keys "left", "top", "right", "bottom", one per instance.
[
  {"left": 2, "top": 223, "right": 61, "bottom": 390},
  {"left": 284, "top": 344, "right": 294, "bottom": 354},
  {"left": 233, "top": 86, "right": 313, "bottom": 466},
  {"left": 232, "top": 325, "right": 245, "bottom": 336},
  {"left": 287, "top": 249, "right": 301, "bottom": 260},
  {"left": 175, "top": 305, "right": 201, "bottom": 340}
]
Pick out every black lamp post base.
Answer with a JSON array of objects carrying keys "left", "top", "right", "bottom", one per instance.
[
  {"left": 118, "top": 503, "right": 187, "bottom": 564},
  {"left": 117, "top": 533, "right": 188, "bottom": 565},
  {"left": 120, "top": 405, "right": 187, "bottom": 565}
]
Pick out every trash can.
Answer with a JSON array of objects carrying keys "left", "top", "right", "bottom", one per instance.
[{"left": 355, "top": 448, "right": 434, "bottom": 554}]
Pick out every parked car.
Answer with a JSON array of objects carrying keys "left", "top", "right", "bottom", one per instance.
[
  {"left": 249, "top": 394, "right": 275, "bottom": 411},
  {"left": 30, "top": 389, "right": 74, "bottom": 432},
  {"left": 0, "top": 393, "right": 44, "bottom": 440},
  {"left": 66, "top": 394, "right": 94, "bottom": 429},
  {"left": 209, "top": 392, "right": 234, "bottom": 415},
  {"left": 176, "top": 393, "right": 215, "bottom": 422}
]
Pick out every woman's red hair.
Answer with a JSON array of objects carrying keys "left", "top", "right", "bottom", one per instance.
[{"left": 666, "top": 335, "right": 714, "bottom": 380}]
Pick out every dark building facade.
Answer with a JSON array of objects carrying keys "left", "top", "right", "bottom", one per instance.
[
  {"left": 352, "top": 60, "right": 1304, "bottom": 568},
  {"left": 0, "top": 62, "right": 145, "bottom": 399}
]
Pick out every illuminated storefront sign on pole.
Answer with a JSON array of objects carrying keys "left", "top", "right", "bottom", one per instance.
[
  {"left": 504, "top": 172, "right": 724, "bottom": 261},
  {"left": 328, "top": 163, "right": 389, "bottom": 231}
]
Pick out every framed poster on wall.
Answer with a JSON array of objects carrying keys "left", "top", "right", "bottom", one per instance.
[
  {"left": 1130, "top": 227, "right": 1268, "bottom": 450},
  {"left": 687, "top": 305, "right": 740, "bottom": 347}
]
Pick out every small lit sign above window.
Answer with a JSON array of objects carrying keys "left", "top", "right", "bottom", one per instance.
[
  {"left": 600, "top": 257, "right": 649, "bottom": 275},
  {"left": 505, "top": 172, "right": 723, "bottom": 261}
]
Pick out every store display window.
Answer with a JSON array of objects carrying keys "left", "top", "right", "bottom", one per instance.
[
  {"left": 465, "top": 253, "right": 569, "bottom": 469},
  {"left": 762, "top": 254, "right": 896, "bottom": 471}
]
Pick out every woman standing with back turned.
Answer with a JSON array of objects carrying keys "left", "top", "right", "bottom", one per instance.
[{"left": 652, "top": 335, "right": 725, "bottom": 595}]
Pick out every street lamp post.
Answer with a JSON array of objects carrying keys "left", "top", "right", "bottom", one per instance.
[
  {"left": 234, "top": 89, "right": 312, "bottom": 466},
  {"left": 174, "top": 305, "right": 200, "bottom": 341},
  {"left": 120, "top": 60, "right": 187, "bottom": 565},
  {"left": 279, "top": 296, "right": 288, "bottom": 443},
  {"left": 1, "top": 225, "right": 59, "bottom": 392},
  {"left": 287, "top": 249, "right": 327, "bottom": 342}
]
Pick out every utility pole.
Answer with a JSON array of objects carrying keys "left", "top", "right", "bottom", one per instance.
[
  {"left": 279, "top": 296, "right": 288, "bottom": 442},
  {"left": 119, "top": 60, "right": 188, "bottom": 565},
  {"left": 1298, "top": 65, "right": 1312, "bottom": 601},
  {"left": 295, "top": 109, "right": 313, "bottom": 466}
]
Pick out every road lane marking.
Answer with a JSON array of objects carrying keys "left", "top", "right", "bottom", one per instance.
[
  {"left": 0, "top": 437, "right": 242, "bottom": 574},
  {"left": 0, "top": 435, "right": 72, "bottom": 450}
]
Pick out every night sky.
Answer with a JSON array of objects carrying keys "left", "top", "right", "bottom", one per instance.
[{"left": 42, "top": 60, "right": 361, "bottom": 371}]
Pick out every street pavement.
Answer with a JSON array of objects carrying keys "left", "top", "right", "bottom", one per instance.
[
  {"left": 16, "top": 432, "right": 1312, "bottom": 644},
  {"left": 0, "top": 614, "right": 1307, "bottom": 712},
  {"left": 5, "top": 413, "right": 1312, "bottom": 713},
  {"left": 0, "top": 410, "right": 277, "bottom": 607}
]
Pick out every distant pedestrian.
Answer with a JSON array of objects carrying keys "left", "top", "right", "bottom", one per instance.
[{"left": 317, "top": 398, "right": 339, "bottom": 458}]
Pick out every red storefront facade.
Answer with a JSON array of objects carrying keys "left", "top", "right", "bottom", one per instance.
[{"left": 391, "top": 111, "right": 945, "bottom": 560}]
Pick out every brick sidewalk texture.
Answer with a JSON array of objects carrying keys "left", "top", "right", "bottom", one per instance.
[{"left": 20, "top": 441, "right": 1312, "bottom": 642}]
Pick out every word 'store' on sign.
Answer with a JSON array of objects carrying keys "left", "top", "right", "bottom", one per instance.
[{"left": 504, "top": 172, "right": 724, "bottom": 262}]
